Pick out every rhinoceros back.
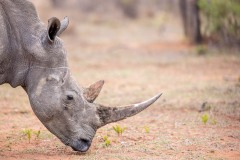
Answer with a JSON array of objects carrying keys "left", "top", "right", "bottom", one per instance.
[
  {"left": 0, "top": 0, "right": 42, "bottom": 87},
  {"left": 0, "top": 3, "right": 12, "bottom": 83}
]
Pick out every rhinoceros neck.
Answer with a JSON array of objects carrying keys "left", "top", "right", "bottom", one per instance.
[{"left": 0, "top": 0, "right": 44, "bottom": 88}]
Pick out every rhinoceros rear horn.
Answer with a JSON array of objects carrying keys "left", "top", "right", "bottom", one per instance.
[
  {"left": 97, "top": 93, "right": 162, "bottom": 127},
  {"left": 84, "top": 80, "right": 105, "bottom": 103}
]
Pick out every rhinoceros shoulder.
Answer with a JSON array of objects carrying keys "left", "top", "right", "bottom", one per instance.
[{"left": 0, "top": 0, "right": 43, "bottom": 86}]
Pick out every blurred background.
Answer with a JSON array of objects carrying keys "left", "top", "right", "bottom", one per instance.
[
  {"left": 31, "top": 0, "right": 240, "bottom": 46},
  {"left": 26, "top": 0, "right": 240, "bottom": 106}
]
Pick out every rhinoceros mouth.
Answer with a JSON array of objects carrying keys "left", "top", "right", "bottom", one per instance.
[
  {"left": 60, "top": 137, "right": 91, "bottom": 152},
  {"left": 70, "top": 139, "right": 91, "bottom": 152}
]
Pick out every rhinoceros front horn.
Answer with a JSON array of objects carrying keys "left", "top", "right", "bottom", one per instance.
[{"left": 96, "top": 93, "right": 162, "bottom": 127}]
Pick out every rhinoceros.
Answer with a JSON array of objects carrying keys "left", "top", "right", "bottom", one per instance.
[{"left": 0, "top": 0, "right": 161, "bottom": 152}]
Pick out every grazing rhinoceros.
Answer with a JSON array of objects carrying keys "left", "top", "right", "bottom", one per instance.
[{"left": 0, "top": 0, "right": 161, "bottom": 152}]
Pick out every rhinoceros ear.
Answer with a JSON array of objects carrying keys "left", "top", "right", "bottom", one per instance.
[
  {"left": 47, "top": 17, "right": 61, "bottom": 42},
  {"left": 57, "top": 17, "right": 69, "bottom": 36}
]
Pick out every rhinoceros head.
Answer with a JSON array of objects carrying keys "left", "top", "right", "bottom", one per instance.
[{"left": 24, "top": 17, "right": 161, "bottom": 152}]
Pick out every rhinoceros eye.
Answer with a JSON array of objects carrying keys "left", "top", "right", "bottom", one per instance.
[{"left": 67, "top": 95, "right": 74, "bottom": 100}]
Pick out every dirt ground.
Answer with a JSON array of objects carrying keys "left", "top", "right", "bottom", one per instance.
[{"left": 1, "top": 2, "right": 240, "bottom": 160}]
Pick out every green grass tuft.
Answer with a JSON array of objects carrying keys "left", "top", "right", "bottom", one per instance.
[
  {"left": 201, "top": 114, "right": 209, "bottom": 124},
  {"left": 113, "top": 125, "right": 126, "bottom": 136},
  {"left": 103, "top": 135, "right": 111, "bottom": 147},
  {"left": 144, "top": 126, "right": 150, "bottom": 133},
  {"left": 22, "top": 129, "right": 32, "bottom": 143}
]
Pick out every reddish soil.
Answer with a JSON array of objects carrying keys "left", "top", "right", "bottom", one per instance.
[{"left": 0, "top": 1, "right": 240, "bottom": 159}]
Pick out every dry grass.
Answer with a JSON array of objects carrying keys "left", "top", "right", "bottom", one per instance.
[{"left": 0, "top": 2, "right": 240, "bottom": 160}]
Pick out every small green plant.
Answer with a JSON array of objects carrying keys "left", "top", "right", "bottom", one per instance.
[
  {"left": 201, "top": 114, "right": 209, "bottom": 124},
  {"left": 144, "top": 126, "right": 150, "bottom": 133},
  {"left": 22, "top": 129, "right": 32, "bottom": 143},
  {"left": 33, "top": 130, "right": 41, "bottom": 138},
  {"left": 22, "top": 129, "right": 41, "bottom": 142},
  {"left": 103, "top": 136, "right": 111, "bottom": 147},
  {"left": 113, "top": 125, "right": 126, "bottom": 136},
  {"left": 196, "top": 45, "right": 208, "bottom": 55},
  {"left": 211, "top": 119, "right": 217, "bottom": 125}
]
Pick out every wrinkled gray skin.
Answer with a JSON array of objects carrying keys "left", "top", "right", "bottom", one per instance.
[{"left": 0, "top": 0, "right": 161, "bottom": 152}]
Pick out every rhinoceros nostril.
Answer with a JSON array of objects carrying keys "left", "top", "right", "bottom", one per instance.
[{"left": 79, "top": 138, "right": 90, "bottom": 145}]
